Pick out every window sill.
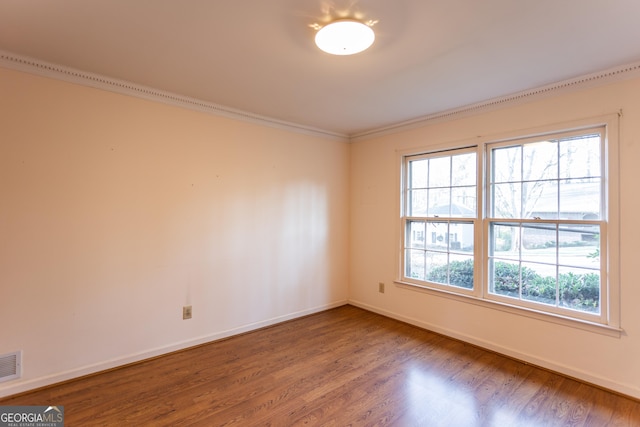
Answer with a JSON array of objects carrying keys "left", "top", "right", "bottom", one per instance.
[{"left": 394, "top": 280, "right": 623, "bottom": 338}]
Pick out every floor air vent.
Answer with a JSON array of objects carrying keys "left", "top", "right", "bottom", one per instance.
[{"left": 0, "top": 351, "right": 21, "bottom": 383}]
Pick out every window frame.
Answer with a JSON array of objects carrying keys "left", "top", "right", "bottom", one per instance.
[{"left": 396, "top": 114, "right": 621, "bottom": 333}]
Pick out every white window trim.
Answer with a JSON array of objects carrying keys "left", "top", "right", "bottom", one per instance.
[{"left": 395, "top": 113, "right": 621, "bottom": 335}]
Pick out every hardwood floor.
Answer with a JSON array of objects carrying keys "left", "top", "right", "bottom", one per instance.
[{"left": 2, "top": 305, "right": 638, "bottom": 426}]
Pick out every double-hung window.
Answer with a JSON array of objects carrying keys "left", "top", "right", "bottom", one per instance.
[
  {"left": 400, "top": 117, "right": 619, "bottom": 328},
  {"left": 403, "top": 148, "right": 478, "bottom": 293}
]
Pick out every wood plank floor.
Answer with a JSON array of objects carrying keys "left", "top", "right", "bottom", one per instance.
[{"left": 2, "top": 305, "right": 639, "bottom": 426}]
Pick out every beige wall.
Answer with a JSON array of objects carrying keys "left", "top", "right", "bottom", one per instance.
[
  {"left": 349, "top": 76, "right": 640, "bottom": 398},
  {"left": 0, "top": 68, "right": 349, "bottom": 397}
]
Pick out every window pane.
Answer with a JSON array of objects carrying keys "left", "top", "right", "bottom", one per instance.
[
  {"left": 492, "top": 146, "right": 521, "bottom": 183},
  {"left": 410, "top": 159, "right": 428, "bottom": 188},
  {"left": 523, "top": 141, "right": 558, "bottom": 181},
  {"left": 452, "top": 153, "right": 476, "bottom": 186},
  {"left": 558, "top": 224, "right": 600, "bottom": 269},
  {"left": 450, "top": 222, "right": 474, "bottom": 253},
  {"left": 558, "top": 267, "right": 600, "bottom": 314},
  {"left": 490, "top": 222, "right": 520, "bottom": 260},
  {"left": 406, "top": 220, "right": 425, "bottom": 249},
  {"left": 451, "top": 186, "right": 476, "bottom": 218},
  {"left": 523, "top": 181, "right": 558, "bottom": 219},
  {"left": 491, "top": 183, "right": 522, "bottom": 218},
  {"left": 449, "top": 256, "right": 474, "bottom": 289},
  {"left": 559, "top": 178, "right": 601, "bottom": 220},
  {"left": 428, "top": 156, "right": 451, "bottom": 188},
  {"left": 427, "top": 188, "right": 451, "bottom": 216},
  {"left": 521, "top": 222, "right": 556, "bottom": 255},
  {"left": 490, "top": 259, "right": 520, "bottom": 297},
  {"left": 406, "top": 249, "right": 425, "bottom": 280},
  {"left": 521, "top": 262, "right": 557, "bottom": 306},
  {"left": 559, "top": 135, "right": 600, "bottom": 179},
  {"left": 425, "top": 251, "right": 449, "bottom": 284},
  {"left": 426, "top": 221, "right": 448, "bottom": 250},
  {"left": 409, "top": 189, "right": 428, "bottom": 216}
]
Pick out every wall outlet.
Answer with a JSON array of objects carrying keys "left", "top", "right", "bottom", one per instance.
[
  {"left": 183, "top": 305, "right": 192, "bottom": 320},
  {"left": 378, "top": 282, "right": 385, "bottom": 293}
]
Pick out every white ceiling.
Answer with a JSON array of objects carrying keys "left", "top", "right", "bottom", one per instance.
[{"left": 1, "top": 0, "right": 640, "bottom": 137}]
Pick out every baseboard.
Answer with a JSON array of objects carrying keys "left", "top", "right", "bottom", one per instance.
[
  {"left": 0, "top": 300, "right": 348, "bottom": 399},
  {"left": 348, "top": 299, "right": 640, "bottom": 400}
]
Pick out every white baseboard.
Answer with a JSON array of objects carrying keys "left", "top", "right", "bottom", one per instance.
[
  {"left": 348, "top": 299, "right": 640, "bottom": 400},
  {"left": 0, "top": 300, "right": 348, "bottom": 399}
]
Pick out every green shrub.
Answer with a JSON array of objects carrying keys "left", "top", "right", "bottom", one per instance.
[
  {"left": 558, "top": 272, "right": 600, "bottom": 311},
  {"left": 427, "top": 259, "right": 474, "bottom": 289},
  {"left": 426, "top": 259, "right": 599, "bottom": 312}
]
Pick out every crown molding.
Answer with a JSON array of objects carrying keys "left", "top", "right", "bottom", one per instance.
[
  {"left": 0, "top": 50, "right": 349, "bottom": 142},
  {"left": 349, "top": 60, "right": 640, "bottom": 142},
  {"left": 3, "top": 50, "right": 640, "bottom": 143}
]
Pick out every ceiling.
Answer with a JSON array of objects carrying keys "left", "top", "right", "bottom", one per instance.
[{"left": 1, "top": 0, "right": 640, "bottom": 137}]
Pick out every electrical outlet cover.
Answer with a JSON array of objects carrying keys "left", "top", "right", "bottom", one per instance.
[{"left": 183, "top": 305, "right": 192, "bottom": 319}]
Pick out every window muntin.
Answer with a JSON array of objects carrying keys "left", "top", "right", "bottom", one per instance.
[
  {"left": 403, "top": 149, "right": 477, "bottom": 291},
  {"left": 399, "top": 122, "right": 615, "bottom": 327}
]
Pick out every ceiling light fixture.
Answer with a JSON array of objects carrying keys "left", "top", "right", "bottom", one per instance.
[{"left": 314, "top": 19, "right": 375, "bottom": 56}]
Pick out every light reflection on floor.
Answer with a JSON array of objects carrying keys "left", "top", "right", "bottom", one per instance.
[
  {"left": 403, "top": 364, "right": 548, "bottom": 426},
  {"left": 405, "top": 365, "right": 477, "bottom": 426}
]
